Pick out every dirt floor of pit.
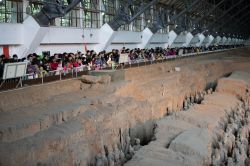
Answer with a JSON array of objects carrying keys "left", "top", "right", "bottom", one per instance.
[
  {"left": 0, "top": 48, "right": 250, "bottom": 166},
  {"left": 126, "top": 71, "right": 250, "bottom": 166}
]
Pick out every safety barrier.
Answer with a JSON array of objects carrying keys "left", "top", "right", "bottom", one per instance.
[
  {"left": 0, "top": 47, "right": 244, "bottom": 91},
  {"left": 23, "top": 66, "right": 88, "bottom": 83},
  {"left": 108, "top": 47, "right": 242, "bottom": 70},
  {"left": 0, "top": 66, "right": 89, "bottom": 91}
]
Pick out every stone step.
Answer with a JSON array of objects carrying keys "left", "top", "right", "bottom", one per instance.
[
  {"left": 35, "top": 140, "right": 91, "bottom": 166},
  {"left": 0, "top": 120, "right": 89, "bottom": 166},
  {"left": 0, "top": 98, "right": 91, "bottom": 143}
]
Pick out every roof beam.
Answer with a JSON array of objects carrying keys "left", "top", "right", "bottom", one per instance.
[
  {"left": 235, "top": 19, "right": 250, "bottom": 34},
  {"left": 167, "top": 0, "right": 200, "bottom": 26},
  {"left": 206, "top": 0, "right": 245, "bottom": 31},
  {"left": 224, "top": 11, "right": 250, "bottom": 35},
  {"left": 108, "top": 0, "right": 158, "bottom": 31},
  {"left": 34, "top": 0, "right": 82, "bottom": 26},
  {"left": 192, "top": 0, "right": 225, "bottom": 27},
  {"left": 214, "top": 4, "right": 250, "bottom": 32}
]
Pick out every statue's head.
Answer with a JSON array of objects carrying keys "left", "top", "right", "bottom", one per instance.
[
  {"left": 135, "top": 138, "right": 140, "bottom": 145},
  {"left": 126, "top": 136, "right": 131, "bottom": 143}
]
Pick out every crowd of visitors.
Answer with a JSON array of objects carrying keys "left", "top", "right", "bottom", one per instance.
[{"left": 0, "top": 44, "right": 244, "bottom": 79}]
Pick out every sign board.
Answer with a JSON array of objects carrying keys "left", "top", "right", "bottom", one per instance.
[
  {"left": 119, "top": 53, "right": 129, "bottom": 64},
  {"left": 3, "top": 62, "right": 28, "bottom": 80},
  {"left": 178, "top": 49, "right": 183, "bottom": 56}
]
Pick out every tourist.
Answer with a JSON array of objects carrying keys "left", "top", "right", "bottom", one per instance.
[{"left": 0, "top": 44, "right": 244, "bottom": 80}]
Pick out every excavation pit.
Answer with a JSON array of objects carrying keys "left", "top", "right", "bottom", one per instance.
[{"left": 1, "top": 48, "right": 250, "bottom": 166}]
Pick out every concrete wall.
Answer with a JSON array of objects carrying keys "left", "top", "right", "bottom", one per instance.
[
  {"left": 0, "top": 22, "right": 171, "bottom": 57},
  {"left": 0, "top": 23, "right": 23, "bottom": 45},
  {"left": 107, "top": 31, "right": 142, "bottom": 51},
  {"left": 171, "top": 32, "right": 193, "bottom": 48},
  {"left": 190, "top": 33, "right": 205, "bottom": 47},
  {"left": 0, "top": 19, "right": 244, "bottom": 58},
  {"left": 213, "top": 36, "right": 222, "bottom": 45},
  {"left": 245, "top": 38, "right": 250, "bottom": 46},
  {"left": 42, "top": 27, "right": 99, "bottom": 44},
  {"left": 202, "top": 35, "right": 214, "bottom": 47}
]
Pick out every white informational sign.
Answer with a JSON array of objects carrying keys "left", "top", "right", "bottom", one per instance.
[
  {"left": 178, "top": 49, "right": 183, "bottom": 56},
  {"left": 3, "top": 62, "right": 28, "bottom": 80},
  {"left": 119, "top": 53, "right": 129, "bottom": 64}
]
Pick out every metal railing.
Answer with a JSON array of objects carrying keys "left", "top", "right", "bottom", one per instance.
[
  {"left": 0, "top": 47, "right": 244, "bottom": 91},
  {"left": 106, "top": 47, "right": 242, "bottom": 70},
  {"left": 23, "top": 65, "right": 88, "bottom": 83},
  {"left": 0, "top": 66, "right": 89, "bottom": 91}
]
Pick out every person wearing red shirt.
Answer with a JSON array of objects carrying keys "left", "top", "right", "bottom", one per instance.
[
  {"left": 73, "top": 60, "right": 79, "bottom": 68},
  {"left": 66, "top": 61, "right": 73, "bottom": 70},
  {"left": 50, "top": 58, "right": 59, "bottom": 71}
]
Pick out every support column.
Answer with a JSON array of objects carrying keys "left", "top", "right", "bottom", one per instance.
[
  {"left": 185, "top": 32, "right": 194, "bottom": 47},
  {"left": 99, "top": 0, "right": 104, "bottom": 29},
  {"left": 226, "top": 37, "right": 232, "bottom": 45},
  {"left": 235, "top": 38, "right": 239, "bottom": 45},
  {"left": 3, "top": 46, "right": 10, "bottom": 58},
  {"left": 54, "top": 18, "right": 61, "bottom": 26},
  {"left": 235, "top": 38, "right": 239, "bottom": 44},
  {"left": 230, "top": 38, "right": 234, "bottom": 45},
  {"left": 22, "top": 0, "right": 29, "bottom": 19},
  {"left": 233, "top": 38, "right": 236, "bottom": 45},
  {"left": 190, "top": 33, "right": 205, "bottom": 47},
  {"left": 79, "top": 3, "right": 83, "bottom": 28},
  {"left": 239, "top": 39, "right": 242, "bottom": 45},
  {"left": 166, "top": 15, "right": 170, "bottom": 33},
  {"left": 137, "top": 28, "right": 154, "bottom": 49},
  {"left": 244, "top": 38, "right": 250, "bottom": 45},
  {"left": 202, "top": 35, "right": 214, "bottom": 47},
  {"left": 240, "top": 39, "right": 245, "bottom": 44},
  {"left": 220, "top": 36, "right": 227, "bottom": 45},
  {"left": 213, "top": 36, "right": 222, "bottom": 45},
  {"left": 171, "top": 31, "right": 193, "bottom": 48},
  {"left": 167, "top": 30, "right": 177, "bottom": 48},
  {"left": 20, "top": 16, "right": 48, "bottom": 58},
  {"left": 95, "top": 23, "right": 115, "bottom": 53}
]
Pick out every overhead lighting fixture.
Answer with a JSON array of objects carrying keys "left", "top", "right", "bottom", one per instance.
[
  {"left": 0, "top": 0, "right": 2, "bottom": 2},
  {"left": 101, "top": 12, "right": 105, "bottom": 16}
]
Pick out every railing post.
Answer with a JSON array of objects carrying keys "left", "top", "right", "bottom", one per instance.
[
  {"left": 42, "top": 72, "right": 44, "bottom": 84},
  {"left": 76, "top": 68, "right": 78, "bottom": 78},
  {"left": 60, "top": 71, "right": 62, "bottom": 81},
  {"left": 20, "top": 77, "right": 23, "bottom": 87}
]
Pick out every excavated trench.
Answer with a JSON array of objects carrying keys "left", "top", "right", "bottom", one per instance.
[
  {"left": 72, "top": 71, "right": 240, "bottom": 165},
  {"left": 128, "top": 120, "right": 157, "bottom": 146},
  {"left": 1, "top": 49, "right": 250, "bottom": 166},
  {"left": 125, "top": 71, "right": 250, "bottom": 166},
  {"left": 211, "top": 103, "right": 250, "bottom": 165},
  {"left": 90, "top": 119, "right": 158, "bottom": 165},
  {"left": 90, "top": 79, "right": 240, "bottom": 166}
]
